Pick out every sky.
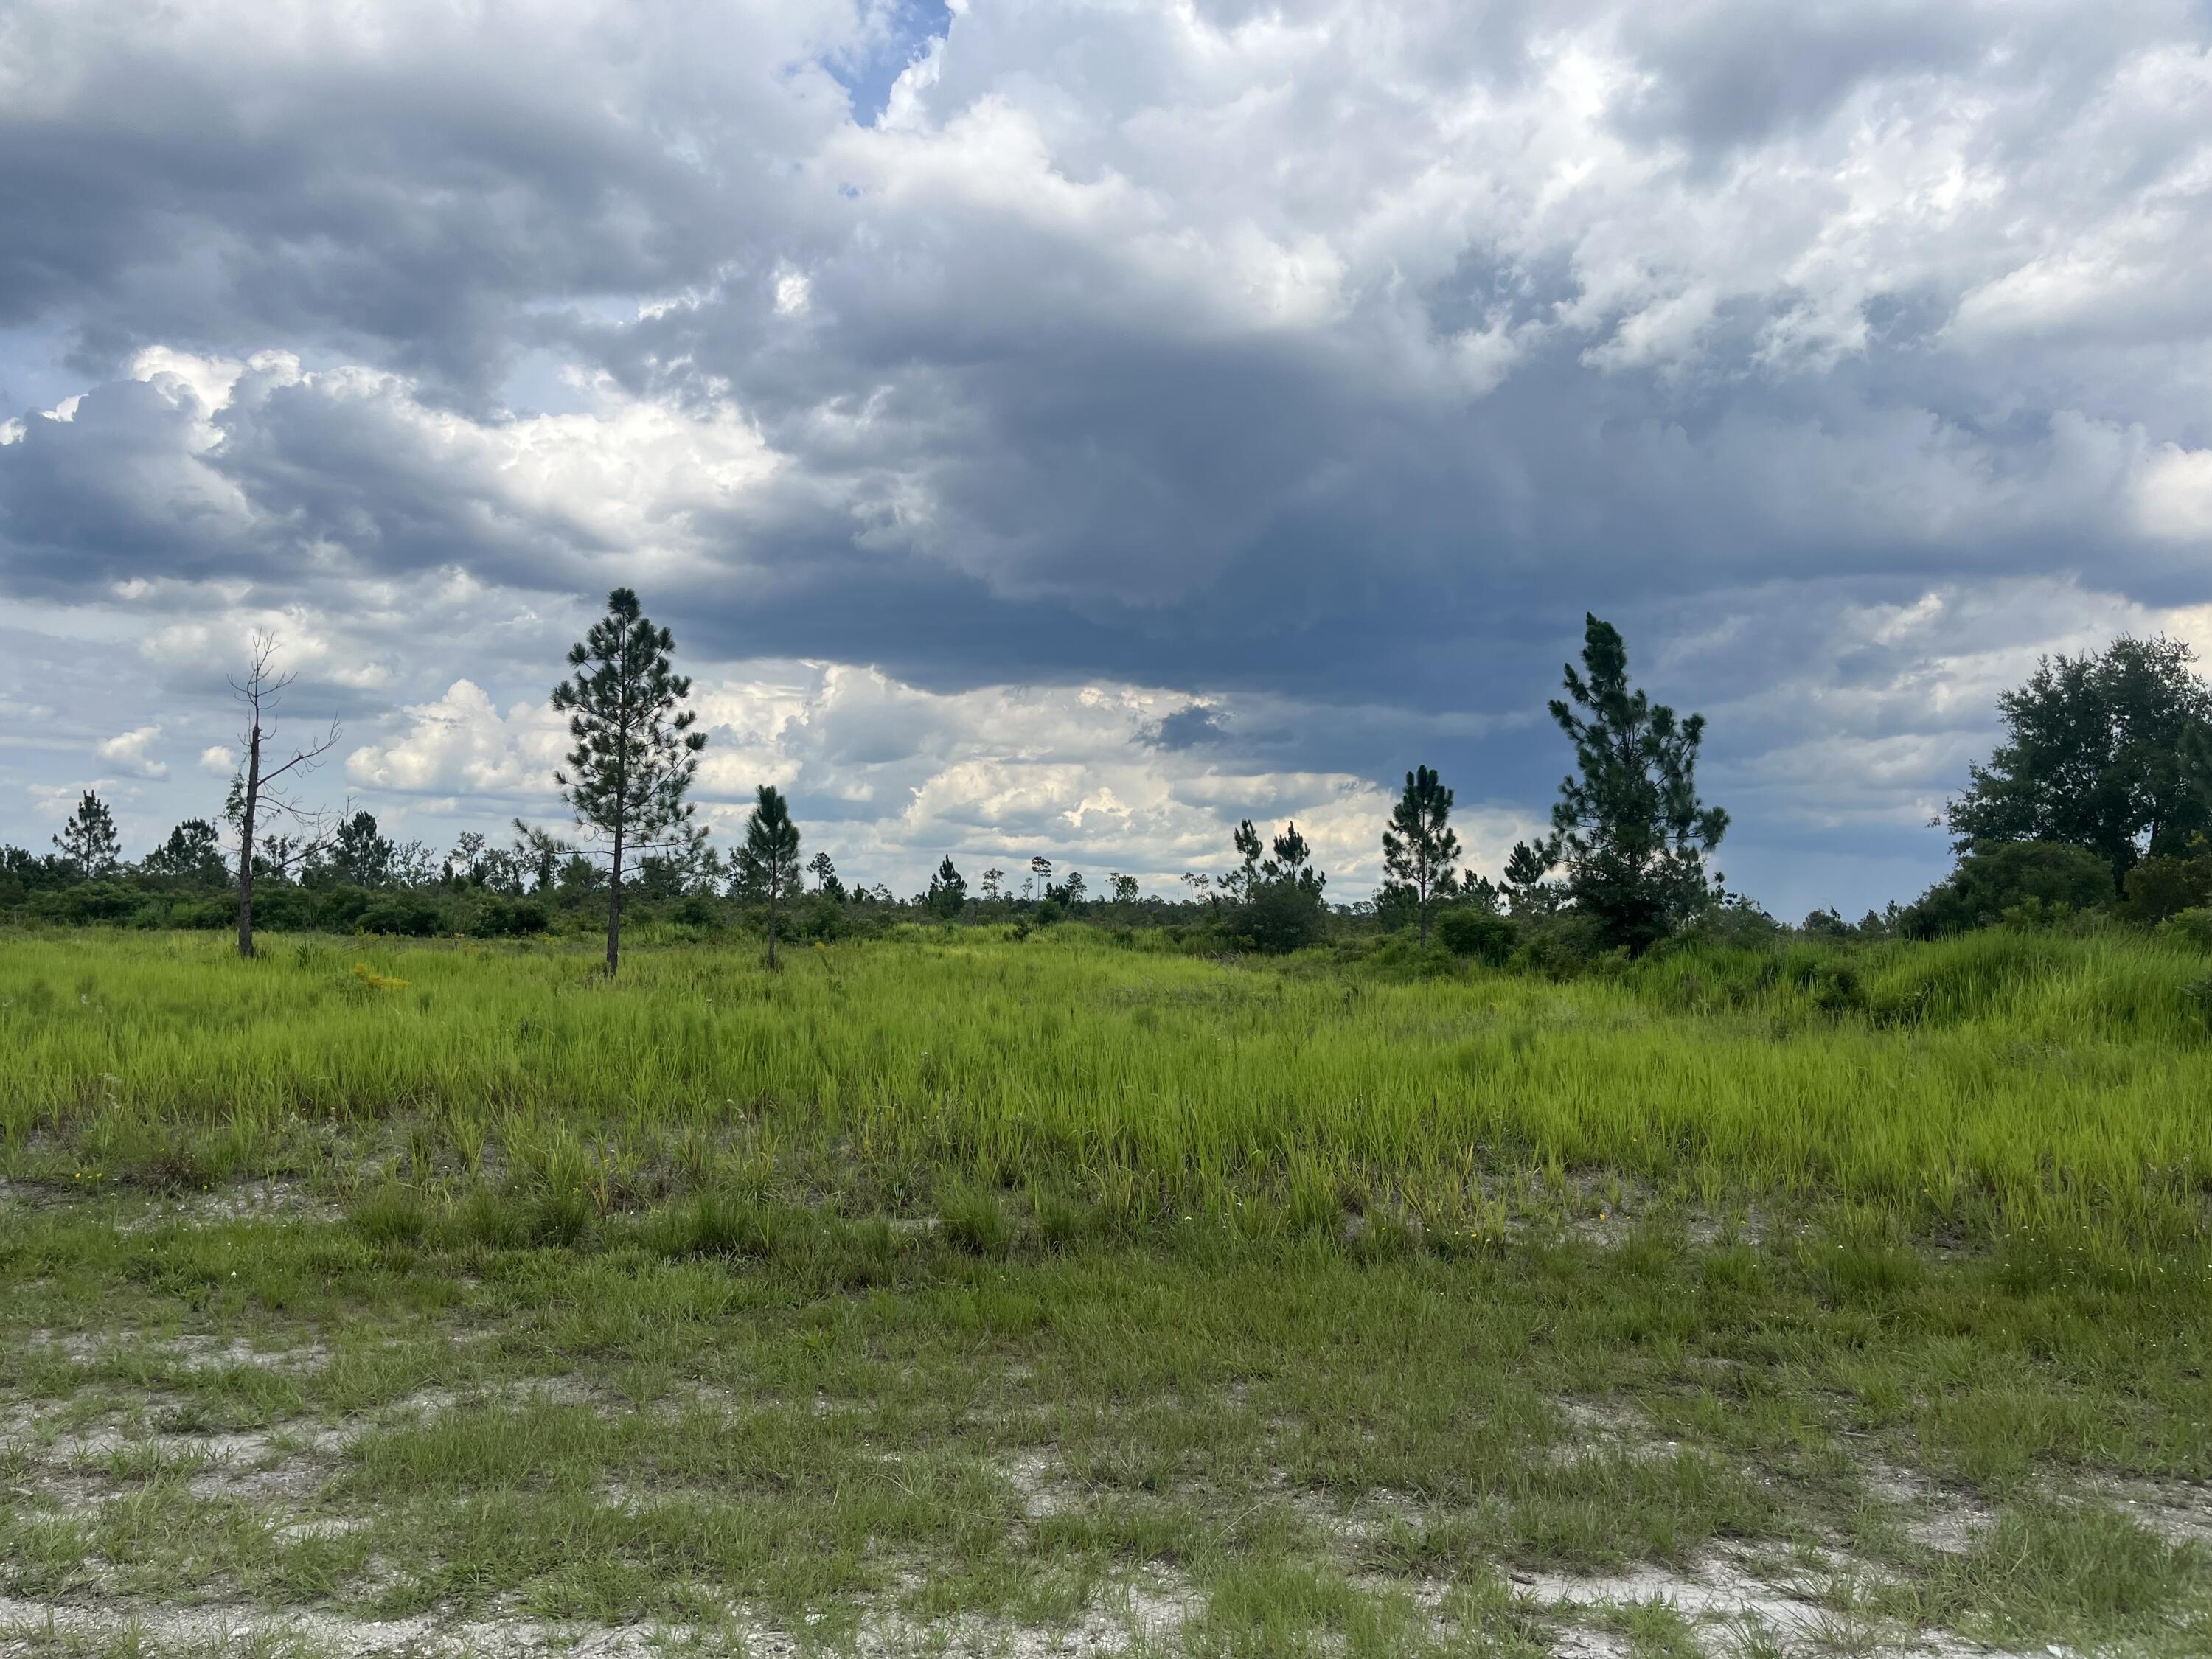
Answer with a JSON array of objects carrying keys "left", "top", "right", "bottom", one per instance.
[{"left": 4, "top": 0, "right": 2211, "bottom": 917}]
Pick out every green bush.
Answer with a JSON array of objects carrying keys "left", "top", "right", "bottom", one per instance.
[
  {"left": 358, "top": 894, "right": 444, "bottom": 936},
  {"left": 1237, "top": 881, "right": 1327, "bottom": 955},
  {"left": 1507, "top": 912, "right": 1611, "bottom": 979},
  {"left": 28, "top": 882, "right": 146, "bottom": 925},
  {"left": 2159, "top": 908, "right": 2212, "bottom": 953},
  {"left": 316, "top": 885, "right": 375, "bottom": 928},
  {"left": 2124, "top": 851, "right": 2212, "bottom": 925},
  {"left": 1436, "top": 907, "right": 1516, "bottom": 964},
  {"left": 1902, "top": 841, "right": 2114, "bottom": 937},
  {"left": 465, "top": 896, "right": 548, "bottom": 937}
]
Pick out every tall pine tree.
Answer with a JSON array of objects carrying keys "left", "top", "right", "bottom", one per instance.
[
  {"left": 1381, "top": 765, "right": 1459, "bottom": 943},
  {"left": 52, "top": 790, "right": 122, "bottom": 879},
  {"left": 928, "top": 855, "right": 967, "bottom": 919},
  {"left": 550, "top": 588, "right": 706, "bottom": 975},
  {"left": 1547, "top": 614, "right": 1728, "bottom": 954},
  {"left": 740, "top": 785, "right": 802, "bottom": 967}
]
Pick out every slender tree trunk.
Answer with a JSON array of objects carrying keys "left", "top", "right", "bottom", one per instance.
[
  {"left": 237, "top": 726, "right": 261, "bottom": 959},
  {"left": 1417, "top": 867, "right": 1430, "bottom": 945},
  {"left": 767, "top": 875, "right": 779, "bottom": 970},
  {"left": 607, "top": 830, "right": 624, "bottom": 976}
]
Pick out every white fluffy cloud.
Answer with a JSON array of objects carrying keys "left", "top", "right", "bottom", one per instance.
[
  {"left": 338, "top": 659, "right": 1545, "bottom": 893},
  {"left": 347, "top": 681, "right": 569, "bottom": 804},
  {"left": 94, "top": 724, "right": 167, "bottom": 779},
  {"left": 6, "top": 0, "right": 2212, "bottom": 919}
]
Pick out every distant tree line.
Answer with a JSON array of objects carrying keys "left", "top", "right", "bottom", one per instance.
[{"left": 9, "top": 597, "right": 2212, "bottom": 966}]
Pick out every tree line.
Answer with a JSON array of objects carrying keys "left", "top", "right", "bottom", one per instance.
[{"left": 13, "top": 593, "right": 2212, "bottom": 967}]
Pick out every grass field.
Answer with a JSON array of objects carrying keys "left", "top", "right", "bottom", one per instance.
[{"left": 1, "top": 926, "right": 2208, "bottom": 1655}]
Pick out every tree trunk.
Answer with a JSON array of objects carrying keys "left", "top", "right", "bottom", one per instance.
[
  {"left": 767, "top": 877, "right": 779, "bottom": 971},
  {"left": 607, "top": 830, "right": 623, "bottom": 976},
  {"left": 1416, "top": 869, "right": 1429, "bottom": 945},
  {"left": 236, "top": 725, "right": 261, "bottom": 959}
]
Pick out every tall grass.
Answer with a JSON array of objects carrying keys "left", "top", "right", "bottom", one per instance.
[{"left": 2, "top": 925, "right": 2208, "bottom": 1248}]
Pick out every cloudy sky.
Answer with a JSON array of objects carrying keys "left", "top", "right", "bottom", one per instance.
[{"left": 4, "top": 0, "right": 2211, "bottom": 915}]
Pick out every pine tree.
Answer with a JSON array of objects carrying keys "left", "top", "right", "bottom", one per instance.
[
  {"left": 550, "top": 588, "right": 706, "bottom": 975},
  {"left": 740, "top": 785, "right": 801, "bottom": 967},
  {"left": 510, "top": 820, "right": 568, "bottom": 894},
  {"left": 54, "top": 790, "right": 122, "bottom": 878},
  {"left": 1381, "top": 765, "right": 1460, "bottom": 943},
  {"left": 928, "top": 855, "right": 967, "bottom": 919},
  {"left": 1547, "top": 614, "right": 1728, "bottom": 953},
  {"left": 144, "top": 818, "right": 226, "bottom": 886},
  {"left": 330, "top": 810, "right": 395, "bottom": 888},
  {"left": 1502, "top": 839, "right": 1554, "bottom": 914},
  {"left": 807, "top": 850, "right": 846, "bottom": 902},
  {"left": 1229, "top": 820, "right": 1264, "bottom": 902}
]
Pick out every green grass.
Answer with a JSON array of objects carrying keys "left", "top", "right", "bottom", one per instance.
[
  {"left": 0, "top": 1198, "right": 2207, "bottom": 1652},
  {"left": 0, "top": 925, "right": 2208, "bottom": 1652},
  {"left": 3, "top": 924, "right": 2210, "bottom": 1247}
]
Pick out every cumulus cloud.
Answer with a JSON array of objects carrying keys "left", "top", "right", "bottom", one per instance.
[
  {"left": 334, "top": 658, "right": 1534, "bottom": 893},
  {"left": 4, "top": 0, "right": 2212, "bottom": 917},
  {"left": 346, "top": 681, "right": 569, "bottom": 804},
  {"left": 94, "top": 724, "right": 167, "bottom": 779}
]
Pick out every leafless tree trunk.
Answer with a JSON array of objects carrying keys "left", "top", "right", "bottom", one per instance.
[{"left": 230, "top": 635, "right": 340, "bottom": 959}]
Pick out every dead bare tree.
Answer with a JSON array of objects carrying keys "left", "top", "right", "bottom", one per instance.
[{"left": 228, "top": 634, "right": 340, "bottom": 959}]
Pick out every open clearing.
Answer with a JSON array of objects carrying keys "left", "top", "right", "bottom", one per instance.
[{"left": 1, "top": 930, "right": 2208, "bottom": 1655}]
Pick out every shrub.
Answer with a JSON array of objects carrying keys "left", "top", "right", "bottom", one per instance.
[
  {"left": 1238, "top": 880, "right": 1327, "bottom": 955},
  {"left": 1506, "top": 912, "right": 1611, "bottom": 979},
  {"left": 316, "top": 886, "right": 375, "bottom": 929},
  {"left": 2160, "top": 908, "right": 2212, "bottom": 953},
  {"left": 1901, "top": 841, "right": 2114, "bottom": 938},
  {"left": 465, "top": 896, "right": 548, "bottom": 937},
  {"left": 2124, "top": 851, "right": 2212, "bottom": 925},
  {"left": 1436, "top": 907, "right": 1517, "bottom": 964},
  {"left": 1805, "top": 959, "right": 1865, "bottom": 1014},
  {"left": 247, "top": 884, "right": 319, "bottom": 931},
  {"left": 27, "top": 881, "right": 145, "bottom": 925},
  {"left": 358, "top": 894, "right": 444, "bottom": 936}
]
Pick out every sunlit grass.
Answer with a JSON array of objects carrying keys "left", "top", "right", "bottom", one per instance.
[
  {"left": 2, "top": 924, "right": 2208, "bottom": 1250},
  {"left": 3, "top": 924, "right": 2211, "bottom": 1651}
]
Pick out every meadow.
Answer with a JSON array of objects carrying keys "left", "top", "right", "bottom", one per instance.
[{"left": 1, "top": 925, "right": 2208, "bottom": 1656}]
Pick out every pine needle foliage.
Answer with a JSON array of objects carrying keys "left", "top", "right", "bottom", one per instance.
[
  {"left": 1548, "top": 613, "right": 1728, "bottom": 954},
  {"left": 550, "top": 588, "right": 706, "bottom": 975},
  {"left": 53, "top": 790, "right": 122, "bottom": 879},
  {"left": 740, "top": 784, "right": 801, "bottom": 968},
  {"left": 1382, "top": 765, "right": 1460, "bottom": 943}
]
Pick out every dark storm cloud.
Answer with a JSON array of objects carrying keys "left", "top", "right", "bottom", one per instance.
[
  {"left": 0, "top": 1, "right": 863, "bottom": 392},
  {"left": 1141, "top": 706, "right": 1230, "bottom": 751},
  {"left": 3, "top": 0, "right": 2212, "bottom": 919}
]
